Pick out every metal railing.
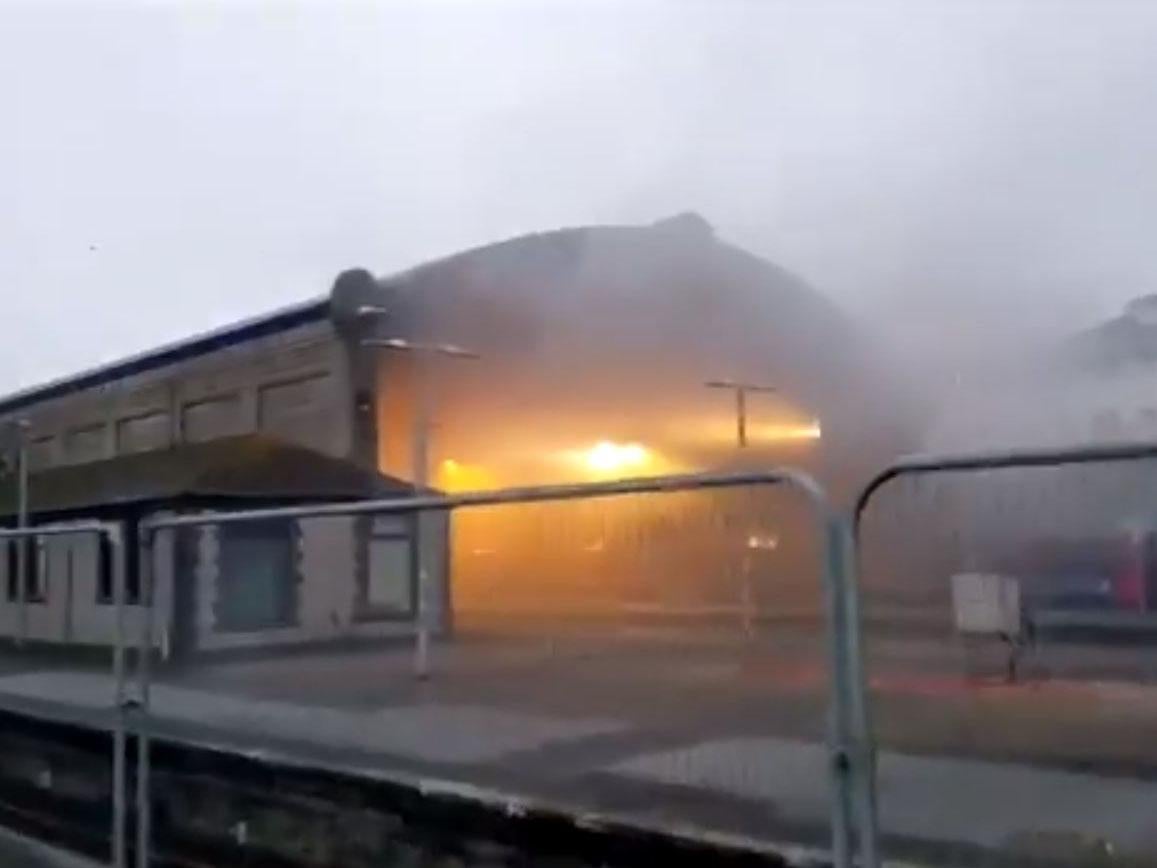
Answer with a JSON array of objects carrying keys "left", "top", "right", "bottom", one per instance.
[
  {"left": 127, "top": 467, "right": 877, "bottom": 868},
  {"left": 852, "top": 440, "right": 1157, "bottom": 868},
  {"left": 0, "top": 521, "right": 130, "bottom": 868},
  {"left": 9, "top": 443, "right": 1157, "bottom": 867},
  {"left": 855, "top": 441, "right": 1157, "bottom": 523}
]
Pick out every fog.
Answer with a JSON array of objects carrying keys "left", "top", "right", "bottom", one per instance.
[
  {"left": 360, "top": 216, "right": 873, "bottom": 478},
  {"left": 5, "top": 0, "right": 1157, "bottom": 397}
]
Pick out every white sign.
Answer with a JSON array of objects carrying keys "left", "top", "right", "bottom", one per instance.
[{"left": 951, "top": 572, "right": 1021, "bottom": 637}]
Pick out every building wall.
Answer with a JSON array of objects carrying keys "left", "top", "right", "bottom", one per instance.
[
  {"left": 0, "top": 302, "right": 452, "bottom": 653},
  {"left": 0, "top": 511, "right": 418, "bottom": 655},
  {"left": 191, "top": 515, "right": 415, "bottom": 653},
  {"left": 0, "top": 321, "right": 353, "bottom": 470},
  {"left": 0, "top": 521, "right": 171, "bottom": 651}
]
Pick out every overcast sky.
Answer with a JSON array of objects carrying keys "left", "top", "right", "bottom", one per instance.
[{"left": 4, "top": 0, "right": 1157, "bottom": 391}]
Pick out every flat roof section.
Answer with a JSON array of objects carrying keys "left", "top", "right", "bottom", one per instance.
[{"left": 0, "top": 297, "right": 329, "bottom": 417}]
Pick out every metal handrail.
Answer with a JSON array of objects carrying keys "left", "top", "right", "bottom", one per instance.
[
  {"left": 0, "top": 520, "right": 111, "bottom": 539},
  {"left": 850, "top": 439, "right": 1157, "bottom": 868},
  {"left": 134, "top": 467, "right": 876, "bottom": 868},
  {"left": 141, "top": 468, "right": 825, "bottom": 530},
  {"left": 854, "top": 440, "right": 1157, "bottom": 532},
  {"left": 0, "top": 522, "right": 129, "bottom": 868}
]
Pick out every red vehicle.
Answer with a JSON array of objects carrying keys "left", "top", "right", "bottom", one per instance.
[{"left": 994, "top": 532, "right": 1157, "bottom": 614}]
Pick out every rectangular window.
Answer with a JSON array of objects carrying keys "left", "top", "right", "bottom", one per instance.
[
  {"left": 96, "top": 525, "right": 141, "bottom": 605},
  {"left": 215, "top": 520, "right": 298, "bottom": 631},
  {"left": 357, "top": 516, "right": 414, "bottom": 619},
  {"left": 116, "top": 412, "right": 170, "bottom": 455},
  {"left": 5, "top": 541, "right": 15, "bottom": 602},
  {"left": 182, "top": 395, "right": 243, "bottom": 443},
  {"left": 6, "top": 538, "right": 45, "bottom": 603},
  {"left": 258, "top": 374, "right": 328, "bottom": 418},
  {"left": 366, "top": 538, "right": 412, "bottom": 610},
  {"left": 66, "top": 424, "right": 107, "bottom": 464},
  {"left": 97, "top": 534, "right": 112, "bottom": 603},
  {"left": 257, "top": 373, "right": 332, "bottom": 451},
  {"left": 32, "top": 541, "right": 47, "bottom": 602}
]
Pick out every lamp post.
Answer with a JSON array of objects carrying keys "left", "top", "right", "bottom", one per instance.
[
  {"left": 705, "top": 380, "right": 776, "bottom": 637},
  {"left": 361, "top": 336, "right": 479, "bottom": 679},
  {"left": 704, "top": 379, "right": 777, "bottom": 448}
]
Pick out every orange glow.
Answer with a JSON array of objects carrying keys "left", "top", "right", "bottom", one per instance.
[
  {"left": 750, "top": 420, "right": 822, "bottom": 442},
  {"left": 583, "top": 441, "right": 650, "bottom": 474},
  {"left": 437, "top": 459, "right": 497, "bottom": 492},
  {"left": 550, "top": 440, "right": 680, "bottom": 480},
  {"left": 746, "top": 533, "right": 780, "bottom": 551},
  {"left": 659, "top": 413, "right": 823, "bottom": 450}
]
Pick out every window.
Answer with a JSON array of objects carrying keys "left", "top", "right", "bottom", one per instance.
[
  {"left": 96, "top": 524, "right": 141, "bottom": 605},
  {"left": 97, "top": 534, "right": 112, "bottom": 603},
  {"left": 66, "top": 423, "right": 107, "bottom": 464},
  {"left": 33, "top": 542, "right": 47, "bottom": 602},
  {"left": 215, "top": 520, "right": 298, "bottom": 631},
  {"left": 6, "top": 537, "right": 45, "bottom": 603},
  {"left": 257, "top": 373, "right": 332, "bottom": 452},
  {"left": 182, "top": 394, "right": 243, "bottom": 443},
  {"left": 116, "top": 412, "right": 170, "bottom": 455},
  {"left": 357, "top": 516, "right": 414, "bottom": 619}
]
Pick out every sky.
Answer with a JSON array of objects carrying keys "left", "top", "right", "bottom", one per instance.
[{"left": 5, "top": 0, "right": 1157, "bottom": 391}]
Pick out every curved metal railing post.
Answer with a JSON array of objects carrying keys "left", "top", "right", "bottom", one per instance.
[
  {"left": 824, "top": 510, "right": 879, "bottom": 868},
  {"left": 0, "top": 521, "right": 126, "bottom": 868},
  {"left": 135, "top": 525, "right": 155, "bottom": 868},
  {"left": 109, "top": 522, "right": 128, "bottom": 868},
  {"left": 134, "top": 467, "right": 873, "bottom": 868},
  {"left": 851, "top": 440, "right": 1157, "bottom": 868}
]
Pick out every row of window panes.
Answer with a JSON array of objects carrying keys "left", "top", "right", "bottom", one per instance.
[
  {"left": 29, "top": 371, "right": 331, "bottom": 471},
  {"left": 3, "top": 535, "right": 141, "bottom": 605}
]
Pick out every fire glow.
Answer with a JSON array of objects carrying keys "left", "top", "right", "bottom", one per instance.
[
  {"left": 582, "top": 441, "right": 650, "bottom": 474},
  {"left": 749, "top": 420, "right": 823, "bottom": 442},
  {"left": 437, "top": 441, "right": 663, "bottom": 491}
]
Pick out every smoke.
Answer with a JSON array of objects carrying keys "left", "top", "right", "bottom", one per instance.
[{"left": 4, "top": 0, "right": 1157, "bottom": 422}]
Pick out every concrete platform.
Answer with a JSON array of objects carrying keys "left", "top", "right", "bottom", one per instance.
[
  {"left": 4, "top": 627, "right": 1157, "bottom": 864},
  {"left": 0, "top": 826, "right": 101, "bottom": 868}
]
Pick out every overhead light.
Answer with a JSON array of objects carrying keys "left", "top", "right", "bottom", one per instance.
[
  {"left": 355, "top": 304, "right": 390, "bottom": 318},
  {"left": 583, "top": 441, "right": 650, "bottom": 474},
  {"left": 746, "top": 533, "right": 780, "bottom": 551}
]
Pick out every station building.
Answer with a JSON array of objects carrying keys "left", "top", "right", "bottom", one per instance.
[{"left": 0, "top": 214, "right": 909, "bottom": 653}]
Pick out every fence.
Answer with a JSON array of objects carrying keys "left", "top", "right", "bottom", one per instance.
[
  {"left": 854, "top": 441, "right": 1157, "bottom": 867},
  {"left": 9, "top": 442, "right": 1157, "bottom": 867},
  {"left": 0, "top": 521, "right": 131, "bottom": 866},
  {"left": 94, "top": 468, "right": 877, "bottom": 868},
  {"left": 15, "top": 442, "right": 1157, "bottom": 868}
]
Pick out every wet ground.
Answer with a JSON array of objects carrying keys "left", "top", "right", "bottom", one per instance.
[
  {"left": 0, "top": 826, "right": 99, "bottom": 868},
  {"left": 4, "top": 621, "right": 1157, "bottom": 865}
]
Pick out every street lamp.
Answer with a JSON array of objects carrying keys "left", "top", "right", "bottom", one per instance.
[
  {"left": 361, "top": 336, "right": 480, "bottom": 487},
  {"left": 362, "top": 337, "right": 480, "bottom": 360},
  {"left": 704, "top": 379, "right": 777, "bottom": 448},
  {"left": 360, "top": 333, "right": 479, "bottom": 679},
  {"left": 704, "top": 381, "right": 777, "bottom": 638},
  {"left": 354, "top": 304, "right": 391, "bottom": 319}
]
